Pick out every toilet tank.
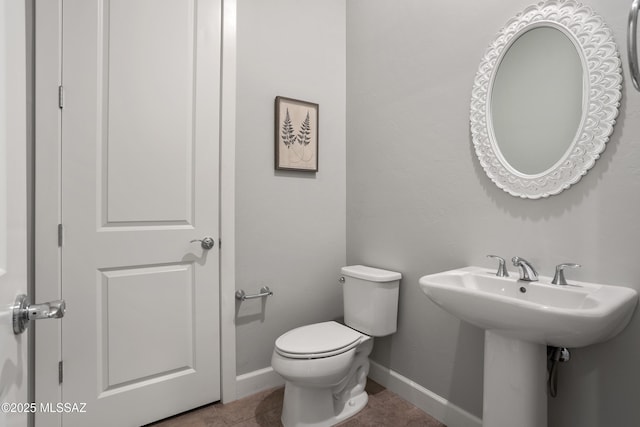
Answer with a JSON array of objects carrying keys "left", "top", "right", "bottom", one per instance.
[{"left": 341, "top": 265, "right": 401, "bottom": 337}]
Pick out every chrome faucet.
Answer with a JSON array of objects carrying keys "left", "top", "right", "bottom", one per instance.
[{"left": 511, "top": 256, "right": 538, "bottom": 282}]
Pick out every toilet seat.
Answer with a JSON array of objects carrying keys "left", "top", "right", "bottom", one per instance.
[{"left": 275, "top": 321, "right": 365, "bottom": 359}]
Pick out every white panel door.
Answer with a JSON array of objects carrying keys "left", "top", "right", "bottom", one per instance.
[
  {"left": 0, "top": 1, "right": 28, "bottom": 426},
  {"left": 61, "top": 1, "right": 221, "bottom": 425}
]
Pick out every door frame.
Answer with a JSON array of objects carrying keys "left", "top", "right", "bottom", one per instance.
[{"left": 33, "top": 1, "right": 237, "bottom": 423}]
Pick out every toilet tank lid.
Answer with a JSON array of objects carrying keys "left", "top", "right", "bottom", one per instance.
[{"left": 341, "top": 265, "right": 402, "bottom": 282}]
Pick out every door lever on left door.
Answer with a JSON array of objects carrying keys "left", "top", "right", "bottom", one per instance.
[{"left": 13, "top": 294, "right": 66, "bottom": 334}]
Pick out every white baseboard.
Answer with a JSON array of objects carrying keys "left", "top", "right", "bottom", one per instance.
[
  {"left": 368, "top": 360, "right": 482, "bottom": 427},
  {"left": 235, "top": 366, "right": 285, "bottom": 400}
]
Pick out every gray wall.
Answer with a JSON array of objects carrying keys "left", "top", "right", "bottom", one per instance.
[
  {"left": 346, "top": 1, "right": 640, "bottom": 426},
  {"left": 235, "top": 0, "right": 347, "bottom": 375}
]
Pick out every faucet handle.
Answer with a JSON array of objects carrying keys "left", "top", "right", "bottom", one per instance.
[
  {"left": 487, "top": 255, "right": 509, "bottom": 277},
  {"left": 551, "top": 263, "right": 581, "bottom": 285}
]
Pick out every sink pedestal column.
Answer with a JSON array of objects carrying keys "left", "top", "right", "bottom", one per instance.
[{"left": 483, "top": 331, "right": 547, "bottom": 427}]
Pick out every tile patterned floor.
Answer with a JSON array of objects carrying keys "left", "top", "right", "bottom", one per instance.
[{"left": 147, "top": 379, "right": 446, "bottom": 427}]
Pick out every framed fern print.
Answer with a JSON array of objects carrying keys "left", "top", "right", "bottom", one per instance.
[{"left": 275, "top": 96, "right": 319, "bottom": 171}]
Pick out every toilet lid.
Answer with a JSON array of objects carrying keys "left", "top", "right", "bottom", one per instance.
[{"left": 275, "top": 321, "right": 363, "bottom": 359}]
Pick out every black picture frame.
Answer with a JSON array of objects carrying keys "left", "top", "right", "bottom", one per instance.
[{"left": 275, "top": 96, "right": 319, "bottom": 172}]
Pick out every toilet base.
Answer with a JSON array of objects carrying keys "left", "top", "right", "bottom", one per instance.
[
  {"left": 279, "top": 339, "right": 373, "bottom": 427},
  {"left": 335, "top": 390, "right": 368, "bottom": 425},
  {"left": 281, "top": 382, "right": 368, "bottom": 427}
]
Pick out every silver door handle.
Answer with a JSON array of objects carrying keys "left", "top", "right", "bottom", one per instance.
[
  {"left": 190, "top": 236, "right": 215, "bottom": 250},
  {"left": 13, "top": 294, "right": 66, "bottom": 335}
]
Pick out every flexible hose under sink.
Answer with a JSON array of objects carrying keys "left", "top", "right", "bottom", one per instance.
[{"left": 547, "top": 346, "right": 571, "bottom": 398}]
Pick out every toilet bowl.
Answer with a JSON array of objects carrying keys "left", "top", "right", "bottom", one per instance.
[
  {"left": 272, "top": 321, "right": 373, "bottom": 427},
  {"left": 271, "top": 265, "right": 401, "bottom": 427}
]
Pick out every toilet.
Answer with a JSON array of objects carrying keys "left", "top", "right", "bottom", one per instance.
[{"left": 271, "top": 265, "right": 401, "bottom": 427}]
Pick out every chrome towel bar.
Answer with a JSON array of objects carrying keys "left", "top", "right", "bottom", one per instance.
[
  {"left": 629, "top": 0, "right": 640, "bottom": 90},
  {"left": 235, "top": 286, "right": 273, "bottom": 301}
]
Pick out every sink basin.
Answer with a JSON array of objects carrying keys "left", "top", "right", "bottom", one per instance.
[{"left": 419, "top": 266, "right": 638, "bottom": 348}]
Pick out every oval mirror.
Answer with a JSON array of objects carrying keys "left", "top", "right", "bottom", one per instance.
[
  {"left": 491, "top": 27, "right": 583, "bottom": 176},
  {"left": 470, "top": 1, "right": 622, "bottom": 199}
]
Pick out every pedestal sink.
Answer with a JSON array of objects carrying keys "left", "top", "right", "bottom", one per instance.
[{"left": 419, "top": 266, "right": 638, "bottom": 427}]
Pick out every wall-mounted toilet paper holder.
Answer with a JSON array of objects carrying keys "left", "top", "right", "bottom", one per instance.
[{"left": 235, "top": 286, "right": 273, "bottom": 301}]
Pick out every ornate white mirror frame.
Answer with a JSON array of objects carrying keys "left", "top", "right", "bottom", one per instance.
[{"left": 470, "top": 0, "right": 622, "bottom": 199}]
